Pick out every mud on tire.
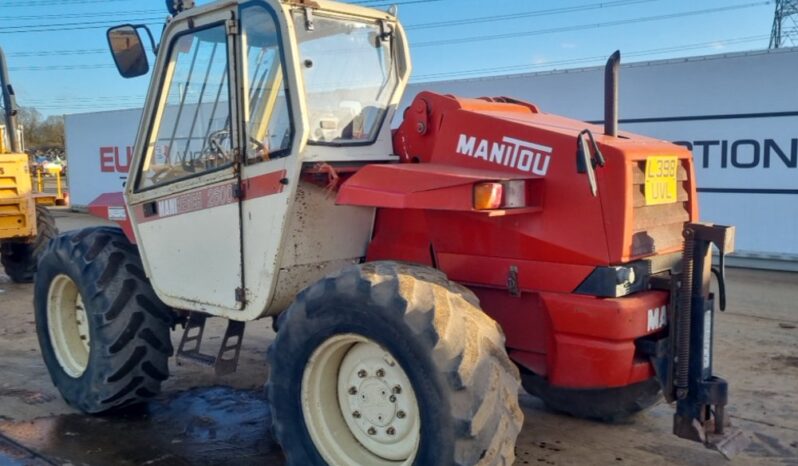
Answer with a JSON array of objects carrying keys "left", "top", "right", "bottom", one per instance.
[
  {"left": 268, "top": 261, "right": 523, "bottom": 466},
  {"left": 34, "top": 227, "right": 173, "bottom": 413},
  {"left": 1, "top": 205, "right": 58, "bottom": 283}
]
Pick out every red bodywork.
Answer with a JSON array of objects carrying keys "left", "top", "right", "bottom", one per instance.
[{"left": 338, "top": 92, "right": 698, "bottom": 389}]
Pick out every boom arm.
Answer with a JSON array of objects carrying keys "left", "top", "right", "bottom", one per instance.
[{"left": 0, "top": 47, "right": 21, "bottom": 153}]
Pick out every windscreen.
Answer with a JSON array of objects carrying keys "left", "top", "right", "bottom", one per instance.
[{"left": 293, "top": 13, "right": 398, "bottom": 145}]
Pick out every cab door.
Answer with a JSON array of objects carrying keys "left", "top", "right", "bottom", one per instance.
[{"left": 126, "top": 10, "right": 245, "bottom": 312}]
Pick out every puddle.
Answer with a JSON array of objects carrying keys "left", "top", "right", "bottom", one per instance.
[{"left": 0, "top": 386, "right": 285, "bottom": 465}]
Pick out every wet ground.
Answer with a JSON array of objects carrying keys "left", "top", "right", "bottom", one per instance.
[
  {"left": 0, "top": 387, "right": 283, "bottom": 466},
  {"left": 0, "top": 211, "right": 797, "bottom": 465}
]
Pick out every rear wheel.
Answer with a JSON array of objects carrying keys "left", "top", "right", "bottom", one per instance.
[
  {"left": 521, "top": 369, "right": 662, "bottom": 422},
  {"left": 1, "top": 205, "right": 58, "bottom": 283},
  {"left": 34, "top": 227, "right": 174, "bottom": 413},
  {"left": 268, "top": 262, "right": 523, "bottom": 466}
]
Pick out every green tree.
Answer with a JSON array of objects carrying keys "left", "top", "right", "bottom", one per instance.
[{"left": 17, "top": 106, "right": 64, "bottom": 149}]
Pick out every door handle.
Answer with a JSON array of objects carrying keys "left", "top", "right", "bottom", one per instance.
[{"left": 143, "top": 201, "right": 158, "bottom": 217}]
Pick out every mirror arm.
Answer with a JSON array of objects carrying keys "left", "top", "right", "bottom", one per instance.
[
  {"left": 576, "top": 129, "right": 601, "bottom": 197},
  {"left": 578, "top": 128, "right": 606, "bottom": 168},
  {"left": 130, "top": 24, "right": 160, "bottom": 55}
]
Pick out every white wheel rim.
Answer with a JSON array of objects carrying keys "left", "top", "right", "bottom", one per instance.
[
  {"left": 301, "top": 334, "right": 421, "bottom": 466},
  {"left": 47, "top": 274, "right": 90, "bottom": 378}
]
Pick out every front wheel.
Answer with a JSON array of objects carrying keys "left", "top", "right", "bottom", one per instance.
[
  {"left": 268, "top": 262, "right": 523, "bottom": 466},
  {"left": 34, "top": 227, "right": 174, "bottom": 413}
]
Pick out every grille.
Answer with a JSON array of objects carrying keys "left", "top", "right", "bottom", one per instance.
[{"left": 630, "top": 160, "right": 690, "bottom": 257}]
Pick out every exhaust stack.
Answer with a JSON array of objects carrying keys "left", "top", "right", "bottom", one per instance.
[{"left": 604, "top": 50, "right": 620, "bottom": 137}]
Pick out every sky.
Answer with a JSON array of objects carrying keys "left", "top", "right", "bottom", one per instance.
[{"left": 0, "top": 0, "right": 780, "bottom": 116}]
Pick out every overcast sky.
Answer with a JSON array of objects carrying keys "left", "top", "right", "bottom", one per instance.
[{"left": 0, "top": 0, "right": 777, "bottom": 116}]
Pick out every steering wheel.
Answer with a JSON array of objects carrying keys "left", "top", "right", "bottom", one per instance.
[
  {"left": 249, "top": 136, "right": 267, "bottom": 153},
  {"left": 207, "top": 129, "right": 230, "bottom": 156}
]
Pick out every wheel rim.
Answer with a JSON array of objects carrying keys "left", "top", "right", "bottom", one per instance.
[
  {"left": 47, "top": 274, "right": 90, "bottom": 378},
  {"left": 301, "top": 334, "right": 421, "bottom": 466}
]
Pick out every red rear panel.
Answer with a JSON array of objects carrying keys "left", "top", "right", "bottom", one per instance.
[{"left": 342, "top": 92, "right": 695, "bottom": 389}]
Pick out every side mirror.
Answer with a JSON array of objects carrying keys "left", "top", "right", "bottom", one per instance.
[{"left": 107, "top": 25, "right": 150, "bottom": 78}]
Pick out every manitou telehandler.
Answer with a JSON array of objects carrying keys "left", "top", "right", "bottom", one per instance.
[
  {"left": 34, "top": 0, "right": 746, "bottom": 464},
  {"left": 0, "top": 47, "right": 58, "bottom": 283}
]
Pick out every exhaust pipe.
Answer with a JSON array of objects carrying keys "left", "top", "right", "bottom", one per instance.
[{"left": 604, "top": 50, "right": 621, "bottom": 137}]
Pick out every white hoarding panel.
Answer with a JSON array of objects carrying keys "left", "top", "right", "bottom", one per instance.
[{"left": 65, "top": 108, "right": 142, "bottom": 207}]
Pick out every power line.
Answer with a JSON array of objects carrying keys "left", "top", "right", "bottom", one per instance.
[
  {"left": 0, "top": 2, "right": 652, "bottom": 48},
  {"left": 9, "top": 64, "right": 115, "bottom": 71},
  {"left": 413, "top": 35, "right": 771, "bottom": 80},
  {"left": 406, "top": 0, "right": 659, "bottom": 31},
  {"left": 10, "top": 49, "right": 106, "bottom": 58},
  {"left": 347, "top": 0, "right": 443, "bottom": 7},
  {"left": 0, "top": 10, "right": 162, "bottom": 21},
  {"left": 414, "top": 1, "right": 773, "bottom": 48},
  {"left": 4, "top": 1, "right": 765, "bottom": 52},
  {"left": 0, "top": 20, "right": 162, "bottom": 35},
  {"left": 23, "top": 34, "right": 770, "bottom": 111},
  {"left": 0, "top": 0, "right": 132, "bottom": 7},
  {"left": 1, "top": 17, "right": 163, "bottom": 32},
  {"left": 26, "top": 95, "right": 146, "bottom": 102}
]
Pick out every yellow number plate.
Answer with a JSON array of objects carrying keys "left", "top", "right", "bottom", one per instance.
[{"left": 644, "top": 156, "right": 679, "bottom": 205}]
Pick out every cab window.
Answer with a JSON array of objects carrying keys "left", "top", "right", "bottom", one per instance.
[
  {"left": 137, "top": 25, "right": 232, "bottom": 190},
  {"left": 241, "top": 5, "right": 293, "bottom": 164},
  {"left": 293, "top": 12, "right": 398, "bottom": 145}
]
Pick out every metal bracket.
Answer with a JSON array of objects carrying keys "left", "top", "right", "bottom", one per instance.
[
  {"left": 507, "top": 266, "right": 520, "bottom": 297},
  {"left": 225, "top": 18, "right": 239, "bottom": 36},
  {"left": 378, "top": 20, "right": 394, "bottom": 41},
  {"left": 235, "top": 286, "right": 247, "bottom": 304},
  {"left": 304, "top": 7, "right": 315, "bottom": 31}
]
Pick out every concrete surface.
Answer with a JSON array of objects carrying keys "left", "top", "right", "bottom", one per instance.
[{"left": 0, "top": 211, "right": 796, "bottom": 465}]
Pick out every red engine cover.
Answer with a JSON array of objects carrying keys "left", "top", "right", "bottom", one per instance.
[{"left": 337, "top": 91, "right": 696, "bottom": 389}]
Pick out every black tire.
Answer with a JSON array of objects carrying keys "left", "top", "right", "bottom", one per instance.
[
  {"left": 520, "top": 369, "right": 662, "bottom": 422},
  {"left": 34, "top": 227, "right": 174, "bottom": 413},
  {"left": 1, "top": 205, "right": 58, "bottom": 283},
  {"left": 268, "top": 261, "right": 523, "bottom": 466}
]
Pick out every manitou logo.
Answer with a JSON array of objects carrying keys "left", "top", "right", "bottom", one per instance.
[
  {"left": 647, "top": 305, "right": 668, "bottom": 332},
  {"left": 456, "top": 134, "right": 552, "bottom": 176}
]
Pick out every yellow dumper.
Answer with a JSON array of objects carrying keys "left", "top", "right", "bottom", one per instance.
[{"left": 0, "top": 47, "right": 57, "bottom": 282}]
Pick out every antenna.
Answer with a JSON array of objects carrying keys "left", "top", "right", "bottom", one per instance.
[{"left": 769, "top": 0, "right": 798, "bottom": 48}]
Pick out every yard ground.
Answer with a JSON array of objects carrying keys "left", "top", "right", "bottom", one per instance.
[{"left": 0, "top": 210, "right": 796, "bottom": 465}]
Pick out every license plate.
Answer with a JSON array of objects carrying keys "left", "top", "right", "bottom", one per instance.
[{"left": 644, "top": 156, "right": 679, "bottom": 205}]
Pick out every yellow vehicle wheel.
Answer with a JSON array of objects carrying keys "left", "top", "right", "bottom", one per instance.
[{"left": 0, "top": 205, "right": 58, "bottom": 283}]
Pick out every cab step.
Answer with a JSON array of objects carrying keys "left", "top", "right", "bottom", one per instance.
[{"left": 176, "top": 313, "right": 245, "bottom": 376}]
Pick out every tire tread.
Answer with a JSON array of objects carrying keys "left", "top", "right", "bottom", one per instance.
[
  {"left": 269, "top": 261, "right": 523, "bottom": 466},
  {"left": 34, "top": 227, "right": 173, "bottom": 413}
]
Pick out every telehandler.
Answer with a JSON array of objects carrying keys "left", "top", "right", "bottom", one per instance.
[
  {"left": 0, "top": 47, "right": 58, "bottom": 283},
  {"left": 34, "top": 0, "right": 746, "bottom": 464}
]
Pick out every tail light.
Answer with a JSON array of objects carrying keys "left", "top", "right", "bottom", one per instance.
[{"left": 473, "top": 180, "right": 527, "bottom": 210}]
